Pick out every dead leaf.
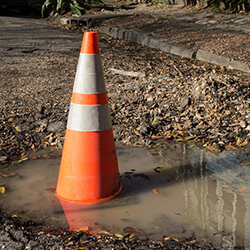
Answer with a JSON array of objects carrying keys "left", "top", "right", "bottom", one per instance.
[
  {"left": 176, "top": 123, "right": 182, "bottom": 130},
  {"left": 151, "top": 135, "right": 164, "bottom": 140},
  {"left": 134, "top": 130, "right": 141, "bottom": 136},
  {"left": 133, "top": 142, "right": 143, "bottom": 148},
  {"left": 14, "top": 126, "right": 21, "bottom": 132},
  {"left": 41, "top": 154, "right": 53, "bottom": 159},
  {"left": 17, "top": 157, "right": 28, "bottom": 163},
  {"left": 240, "top": 162, "right": 250, "bottom": 166},
  {"left": 43, "top": 133, "right": 53, "bottom": 140},
  {"left": 206, "top": 146, "right": 215, "bottom": 152},
  {"left": 180, "top": 131, "right": 188, "bottom": 137},
  {"left": 123, "top": 227, "right": 145, "bottom": 235},
  {"left": 0, "top": 172, "right": 15, "bottom": 177},
  {"left": 0, "top": 187, "right": 5, "bottom": 194},
  {"left": 1, "top": 173, "right": 9, "bottom": 177},
  {"left": 115, "top": 234, "right": 123, "bottom": 238},
  {"left": 236, "top": 137, "right": 242, "bottom": 146},
  {"left": 29, "top": 155, "right": 39, "bottom": 159},
  {"left": 240, "top": 186, "right": 247, "bottom": 193},
  {"left": 225, "top": 143, "right": 236, "bottom": 150},
  {"left": 76, "top": 226, "right": 89, "bottom": 232},
  {"left": 129, "top": 232, "right": 135, "bottom": 239},
  {"left": 152, "top": 188, "right": 160, "bottom": 195},
  {"left": 237, "top": 141, "right": 248, "bottom": 147}
]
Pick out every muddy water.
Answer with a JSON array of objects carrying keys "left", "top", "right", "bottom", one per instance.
[{"left": 0, "top": 143, "right": 249, "bottom": 248}]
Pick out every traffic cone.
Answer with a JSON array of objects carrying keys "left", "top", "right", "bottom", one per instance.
[{"left": 56, "top": 31, "right": 121, "bottom": 204}]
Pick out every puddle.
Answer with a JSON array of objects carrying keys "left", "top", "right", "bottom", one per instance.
[{"left": 0, "top": 143, "right": 249, "bottom": 248}]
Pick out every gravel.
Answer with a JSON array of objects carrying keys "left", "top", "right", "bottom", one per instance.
[{"left": 0, "top": 213, "right": 213, "bottom": 249}]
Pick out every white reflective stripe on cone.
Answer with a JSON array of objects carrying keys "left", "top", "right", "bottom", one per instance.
[
  {"left": 73, "top": 54, "right": 106, "bottom": 94},
  {"left": 67, "top": 103, "right": 112, "bottom": 132}
]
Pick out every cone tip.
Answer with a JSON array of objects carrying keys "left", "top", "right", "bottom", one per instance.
[{"left": 80, "top": 31, "right": 100, "bottom": 54}]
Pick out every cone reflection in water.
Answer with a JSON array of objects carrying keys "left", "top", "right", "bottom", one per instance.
[
  {"left": 59, "top": 198, "right": 98, "bottom": 231},
  {"left": 56, "top": 32, "right": 121, "bottom": 204}
]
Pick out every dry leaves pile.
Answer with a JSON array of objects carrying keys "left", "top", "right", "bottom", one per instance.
[{"left": 0, "top": 31, "right": 249, "bottom": 164}]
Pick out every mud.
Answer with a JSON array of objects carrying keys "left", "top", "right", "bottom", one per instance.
[{"left": 0, "top": 143, "right": 249, "bottom": 248}]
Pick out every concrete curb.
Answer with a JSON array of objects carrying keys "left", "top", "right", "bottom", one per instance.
[{"left": 99, "top": 26, "right": 250, "bottom": 73}]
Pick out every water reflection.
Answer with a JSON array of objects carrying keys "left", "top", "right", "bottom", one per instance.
[
  {"left": 180, "top": 145, "right": 247, "bottom": 248},
  {"left": 54, "top": 144, "right": 249, "bottom": 248},
  {"left": 0, "top": 144, "right": 249, "bottom": 248}
]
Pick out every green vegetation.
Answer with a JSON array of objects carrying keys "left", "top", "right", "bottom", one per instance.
[
  {"left": 207, "top": 0, "right": 249, "bottom": 12},
  {"left": 42, "top": 0, "right": 97, "bottom": 17}
]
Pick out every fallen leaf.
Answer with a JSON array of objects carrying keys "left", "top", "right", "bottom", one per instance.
[
  {"left": 185, "top": 135, "right": 197, "bottom": 141},
  {"left": 115, "top": 234, "right": 123, "bottom": 238},
  {"left": 134, "top": 130, "right": 141, "bottom": 136},
  {"left": 19, "top": 215, "right": 32, "bottom": 220},
  {"left": 41, "top": 154, "right": 53, "bottom": 158},
  {"left": 237, "top": 141, "right": 248, "bottom": 147},
  {"left": 43, "top": 133, "right": 54, "bottom": 140},
  {"left": 180, "top": 131, "right": 188, "bottom": 137},
  {"left": 206, "top": 146, "right": 214, "bottom": 152},
  {"left": 153, "top": 166, "right": 162, "bottom": 173},
  {"left": 233, "top": 132, "right": 239, "bottom": 137},
  {"left": 152, "top": 188, "right": 160, "bottom": 195},
  {"left": 152, "top": 118, "right": 159, "bottom": 125},
  {"left": 225, "top": 143, "right": 236, "bottom": 150},
  {"left": 176, "top": 136, "right": 184, "bottom": 141},
  {"left": 132, "top": 173, "right": 150, "bottom": 180},
  {"left": 133, "top": 142, "right": 143, "bottom": 148},
  {"left": 236, "top": 137, "right": 243, "bottom": 146},
  {"left": 176, "top": 123, "right": 182, "bottom": 130},
  {"left": 29, "top": 155, "right": 39, "bottom": 159},
  {"left": 0, "top": 172, "right": 15, "bottom": 177},
  {"left": 0, "top": 187, "right": 6, "bottom": 194},
  {"left": 240, "top": 162, "right": 250, "bottom": 166},
  {"left": 164, "top": 236, "right": 171, "bottom": 241},
  {"left": 14, "top": 126, "right": 21, "bottom": 132},
  {"left": 129, "top": 232, "right": 135, "bottom": 239},
  {"left": 123, "top": 227, "right": 145, "bottom": 235},
  {"left": 76, "top": 227, "right": 89, "bottom": 232},
  {"left": 151, "top": 135, "right": 164, "bottom": 140},
  {"left": 17, "top": 157, "right": 28, "bottom": 163},
  {"left": 1, "top": 174, "right": 9, "bottom": 177},
  {"left": 240, "top": 186, "right": 246, "bottom": 193}
]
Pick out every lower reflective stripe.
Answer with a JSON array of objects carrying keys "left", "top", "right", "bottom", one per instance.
[{"left": 67, "top": 103, "right": 112, "bottom": 132}]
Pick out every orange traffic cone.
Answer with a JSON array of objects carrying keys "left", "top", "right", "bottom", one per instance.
[{"left": 56, "top": 32, "right": 121, "bottom": 204}]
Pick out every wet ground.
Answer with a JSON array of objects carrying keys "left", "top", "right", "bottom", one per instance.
[{"left": 0, "top": 143, "right": 249, "bottom": 248}]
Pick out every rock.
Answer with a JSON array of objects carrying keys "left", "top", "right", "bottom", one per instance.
[
  {"left": 0, "top": 156, "right": 8, "bottom": 162},
  {"left": 47, "top": 121, "right": 65, "bottom": 132},
  {"left": 147, "top": 96, "right": 154, "bottom": 102}
]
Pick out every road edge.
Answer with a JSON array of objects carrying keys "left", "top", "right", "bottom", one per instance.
[{"left": 98, "top": 26, "right": 250, "bottom": 73}]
